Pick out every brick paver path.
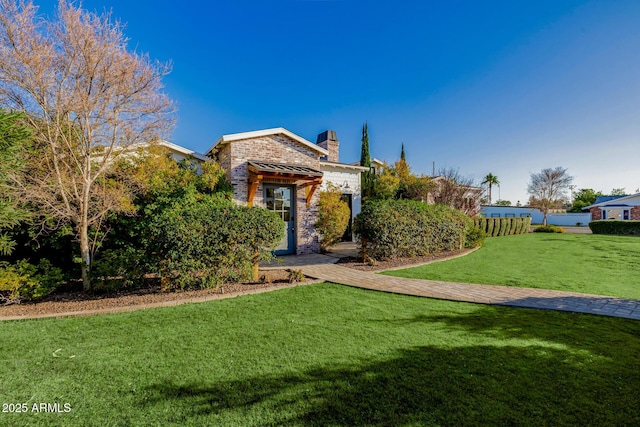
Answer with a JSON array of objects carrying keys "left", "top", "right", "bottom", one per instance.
[{"left": 295, "top": 257, "right": 640, "bottom": 320}]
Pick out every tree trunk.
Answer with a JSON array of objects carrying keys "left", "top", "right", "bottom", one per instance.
[
  {"left": 252, "top": 251, "right": 260, "bottom": 282},
  {"left": 361, "top": 237, "right": 367, "bottom": 263},
  {"left": 542, "top": 211, "right": 548, "bottom": 226},
  {"left": 488, "top": 184, "right": 492, "bottom": 205},
  {"left": 79, "top": 222, "right": 92, "bottom": 291}
]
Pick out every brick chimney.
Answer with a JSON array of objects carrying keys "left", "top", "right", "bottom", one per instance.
[{"left": 316, "top": 130, "right": 339, "bottom": 163}]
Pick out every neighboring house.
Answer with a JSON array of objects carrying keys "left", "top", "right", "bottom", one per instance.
[
  {"left": 428, "top": 175, "right": 484, "bottom": 216},
  {"left": 350, "top": 157, "right": 385, "bottom": 175},
  {"left": 584, "top": 193, "right": 640, "bottom": 221},
  {"left": 157, "top": 140, "right": 207, "bottom": 163},
  {"left": 481, "top": 205, "right": 591, "bottom": 226},
  {"left": 203, "top": 127, "right": 367, "bottom": 255}
]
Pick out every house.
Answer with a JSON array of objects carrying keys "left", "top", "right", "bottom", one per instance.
[
  {"left": 350, "top": 157, "right": 385, "bottom": 174},
  {"left": 584, "top": 194, "right": 640, "bottom": 221},
  {"left": 429, "top": 175, "right": 484, "bottom": 216},
  {"left": 204, "top": 127, "right": 367, "bottom": 255}
]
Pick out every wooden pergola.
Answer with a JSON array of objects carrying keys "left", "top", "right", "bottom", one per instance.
[{"left": 246, "top": 160, "right": 323, "bottom": 207}]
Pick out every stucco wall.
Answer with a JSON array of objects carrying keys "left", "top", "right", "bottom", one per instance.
[{"left": 321, "top": 167, "right": 363, "bottom": 242}]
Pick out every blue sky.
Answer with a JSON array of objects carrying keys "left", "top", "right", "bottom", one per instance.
[{"left": 44, "top": 1, "right": 640, "bottom": 203}]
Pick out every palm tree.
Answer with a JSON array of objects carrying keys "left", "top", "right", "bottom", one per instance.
[{"left": 482, "top": 173, "right": 500, "bottom": 205}]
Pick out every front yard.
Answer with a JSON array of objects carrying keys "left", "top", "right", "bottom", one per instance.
[
  {"left": 384, "top": 233, "right": 640, "bottom": 299},
  {"left": 1, "top": 284, "right": 638, "bottom": 426}
]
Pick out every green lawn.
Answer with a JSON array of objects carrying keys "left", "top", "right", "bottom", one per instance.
[
  {"left": 384, "top": 233, "right": 640, "bottom": 299},
  {"left": 1, "top": 284, "right": 639, "bottom": 426}
]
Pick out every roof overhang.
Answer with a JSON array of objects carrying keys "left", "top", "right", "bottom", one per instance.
[
  {"left": 247, "top": 160, "right": 323, "bottom": 178},
  {"left": 158, "top": 140, "right": 207, "bottom": 161},
  {"left": 246, "top": 160, "right": 323, "bottom": 207},
  {"left": 320, "top": 161, "right": 369, "bottom": 172},
  {"left": 207, "top": 127, "right": 329, "bottom": 157}
]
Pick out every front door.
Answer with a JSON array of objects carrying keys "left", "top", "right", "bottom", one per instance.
[
  {"left": 264, "top": 185, "right": 295, "bottom": 255},
  {"left": 340, "top": 193, "right": 353, "bottom": 242}
]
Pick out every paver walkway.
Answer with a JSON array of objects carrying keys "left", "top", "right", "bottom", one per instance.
[{"left": 279, "top": 253, "right": 640, "bottom": 320}]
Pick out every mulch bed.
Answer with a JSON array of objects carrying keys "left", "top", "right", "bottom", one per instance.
[{"left": 0, "top": 269, "right": 307, "bottom": 318}]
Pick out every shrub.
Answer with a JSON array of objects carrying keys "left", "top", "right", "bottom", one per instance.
[
  {"left": 473, "top": 217, "right": 531, "bottom": 237},
  {"left": 465, "top": 227, "right": 486, "bottom": 248},
  {"left": 0, "top": 259, "right": 63, "bottom": 304},
  {"left": 287, "top": 269, "right": 305, "bottom": 283},
  {"left": 354, "top": 199, "right": 472, "bottom": 260},
  {"left": 486, "top": 218, "right": 495, "bottom": 236},
  {"left": 533, "top": 224, "right": 566, "bottom": 233},
  {"left": 316, "top": 185, "right": 350, "bottom": 251},
  {"left": 589, "top": 220, "right": 640, "bottom": 236},
  {"left": 91, "top": 247, "right": 147, "bottom": 291},
  {"left": 147, "top": 196, "right": 284, "bottom": 290}
]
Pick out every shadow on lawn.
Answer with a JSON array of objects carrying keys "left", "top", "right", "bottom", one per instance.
[{"left": 142, "top": 307, "right": 640, "bottom": 426}]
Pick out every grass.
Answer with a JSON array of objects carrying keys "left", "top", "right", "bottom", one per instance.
[
  {"left": 384, "top": 233, "right": 640, "bottom": 299},
  {"left": 1, "top": 283, "right": 639, "bottom": 426}
]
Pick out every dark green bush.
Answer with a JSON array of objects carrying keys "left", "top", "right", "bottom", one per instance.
[
  {"left": 589, "top": 220, "right": 640, "bottom": 236},
  {"left": 147, "top": 195, "right": 284, "bottom": 290},
  {"left": 91, "top": 247, "right": 147, "bottom": 291},
  {"left": 533, "top": 224, "right": 566, "bottom": 233},
  {"left": 465, "top": 227, "right": 486, "bottom": 248},
  {"left": 354, "top": 200, "right": 472, "bottom": 260},
  {"left": 0, "top": 259, "right": 63, "bottom": 303},
  {"left": 473, "top": 217, "right": 531, "bottom": 237},
  {"left": 486, "top": 218, "right": 495, "bottom": 236}
]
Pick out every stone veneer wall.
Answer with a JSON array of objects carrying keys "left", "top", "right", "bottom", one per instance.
[
  {"left": 220, "top": 134, "right": 321, "bottom": 255},
  {"left": 317, "top": 139, "right": 339, "bottom": 163},
  {"left": 590, "top": 207, "right": 602, "bottom": 221}
]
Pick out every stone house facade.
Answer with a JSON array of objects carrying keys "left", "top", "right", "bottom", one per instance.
[{"left": 205, "top": 128, "right": 367, "bottom": 255}]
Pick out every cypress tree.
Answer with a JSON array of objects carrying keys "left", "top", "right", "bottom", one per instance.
[
  {"left": 360, "top": 122, "right": 370, "bottom": 167},
  {"left": 360, "top": 122, "right": 373, "bottom": 198},
  {"left": 401, "top": 143, "right": 406, "bottom": 161}
]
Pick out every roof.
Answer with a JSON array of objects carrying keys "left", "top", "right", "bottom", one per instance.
[
  {"left": 158, "top": 140, "right": 207, "bottom": 161},
  {"left": 320, "top": 160, "right": 369, "bottom": 172},
  {"left": 349, "top": 158, "right": 385, "bottom": 168},
  {"left": 584, "top": 192, "right": 640, "bottom": 210},
  {"left": 594, "top": 195, "right": 626, "bottom": 204},
  {"left": 247, "top": 160, "right": 323, "bottom": 178},
  {"left": 207, "top": 127, "right": 329, "bottom": 156}
]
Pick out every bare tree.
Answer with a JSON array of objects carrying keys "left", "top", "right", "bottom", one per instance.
[
  {"left": 527, "top": 167, "right": 573, "bottom": 225},
  {"left": 0, "top": 0, "right": 174, "bottom": 290},
  {"left": 432, "top": 168, "right": 483, "bottom": 215}
]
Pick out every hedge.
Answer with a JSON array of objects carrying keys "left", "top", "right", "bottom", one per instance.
[
  {"left": 589, "top": 220, "right": 640, "bottom": 236},
  {"left": 354, "top": 200, "right": 475, "bottom": 261},
  {"left": 146, "top": 197, "right": 284, "bottom": 289},
  {"left": 473, "top": 217, "right": 531, "bottom": 237}
]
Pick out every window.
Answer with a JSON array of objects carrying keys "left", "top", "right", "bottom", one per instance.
[
  {"left": 491, "top": 213, "right": 500, "bottom": 218},
  {"left": 505, "top": 213, "right": 515, "bottom": 218},
  {"left": 603, "top": 208, "right": 626, "bottom": 220}
]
